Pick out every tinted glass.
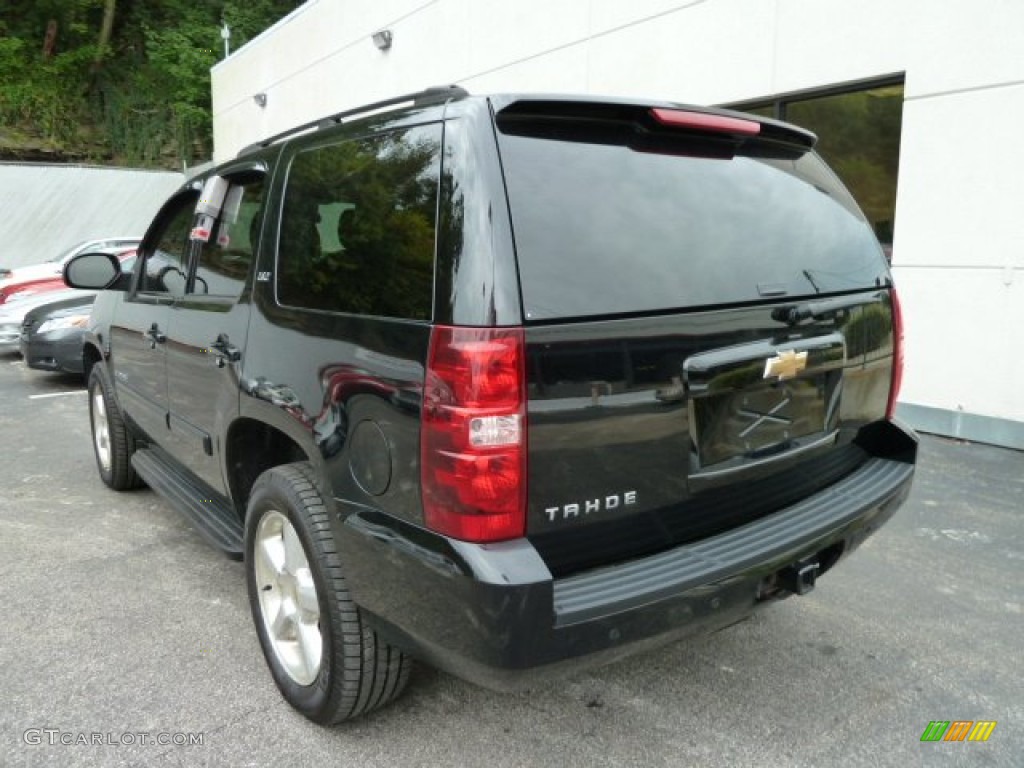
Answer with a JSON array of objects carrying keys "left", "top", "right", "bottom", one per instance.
[
  {"left": 497, "top": 134, "right": 888, "bottom": 321},
  {"left": 739, "top": 104, "right": 776, "bottom": 119},
  {"left": 277, "top": 124, "right": 441, "bottom": 320},
  {"left": 194, "top": 178, "right": 264, "bottom": 298},
  {"left": 785, "top": 84, "right": 904, "bottom": 252},
  {"left": 139, "top": 192, "right": 196, "bottom": 296}
]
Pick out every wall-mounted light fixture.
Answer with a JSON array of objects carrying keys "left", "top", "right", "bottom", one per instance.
[
  {"left": 371, "top": 29, "right": 393, "bottom": 51},
  {"left": 253, "top": 92, "right": 267, "bottom": 108}
]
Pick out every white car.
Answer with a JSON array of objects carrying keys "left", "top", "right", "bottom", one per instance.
[{"left": 0, "top": 236, "right": 141, "bottom": 286}]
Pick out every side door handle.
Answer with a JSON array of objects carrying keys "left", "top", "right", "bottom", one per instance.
[
  {"left": 210, "top": 333, "right": 241, "bottom": 368},
  {"left": 145, "top": 323, "right": 166, "bottom": 349}
]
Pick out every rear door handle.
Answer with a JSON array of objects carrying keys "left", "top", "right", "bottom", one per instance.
[{"left": 145, "top": 323, "right": 166, "bottom": 349}]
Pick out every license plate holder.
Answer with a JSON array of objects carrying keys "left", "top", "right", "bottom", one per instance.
[{"left": 693, "top": 375, "right": 828, "bottom": 467}]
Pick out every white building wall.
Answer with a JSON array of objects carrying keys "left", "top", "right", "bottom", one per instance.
[
  {"left": 0, "top": 164, "right": 183, "bottom": 269},
  {"left": 212, "top": 0, "right": 1024, "bottom": 448}
]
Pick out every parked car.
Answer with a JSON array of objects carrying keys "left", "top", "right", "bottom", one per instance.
[
  {"left": 65, "top": 87, "right": 916, "bottom": 724},
  {"left": 0, "top": 246, "right": 137, "bottom": 305},
  {"left": 0, "top": 236, "right": 140, "bottom": 283},
  {"left": 0, "top": 288, "right": 97, "bottom": 353},
  {"left": 20, "top": 292, "right": 100, "bottom": 374},
  {"left": 0, "top": 275, "right": 69, "bottom": 306}
]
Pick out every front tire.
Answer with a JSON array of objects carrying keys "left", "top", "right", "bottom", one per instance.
[
  {"left": 88, "top": 364, "right": 142, "bottom": 490},
  {"left": 244, "top": 463, "right": 412, "bottom": 723}
]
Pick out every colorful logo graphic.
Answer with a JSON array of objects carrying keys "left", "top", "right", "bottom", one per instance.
[{"left": 920, "top": 721, "right": 997, "bottom": 742}]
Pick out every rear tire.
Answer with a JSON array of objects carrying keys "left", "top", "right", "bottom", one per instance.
[
  {"left": 88, "top": 364, "right": 142, "bottom": 490},
  {"left": 244, "top": 462, "right": 412, "bottom": 723}
]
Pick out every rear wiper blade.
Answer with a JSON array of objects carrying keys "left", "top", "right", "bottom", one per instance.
[{"left": 771, "top": 293, "right": 884, "bottom": 325}]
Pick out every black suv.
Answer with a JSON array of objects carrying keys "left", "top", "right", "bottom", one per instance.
[{"left": 65, "top": 87, "right": 916, "bottom": 724}]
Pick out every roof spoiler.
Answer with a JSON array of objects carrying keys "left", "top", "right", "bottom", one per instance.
[{"left": 495, "top": 99, "right": 816, "bottom": 157}]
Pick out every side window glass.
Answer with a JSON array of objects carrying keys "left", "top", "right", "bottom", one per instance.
[
  {"left": 277, "top": 123, "right": 441, "bottom": 320},
  {"left": 193, "top": 177, "right": 265, "bottom": 298},
  {"left": 138, "top": 192, "right": 197, "bottom": 296}
]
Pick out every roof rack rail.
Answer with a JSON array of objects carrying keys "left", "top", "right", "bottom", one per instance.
[{"left": 237, "top": 85, "right": 469, "bottom": 157}]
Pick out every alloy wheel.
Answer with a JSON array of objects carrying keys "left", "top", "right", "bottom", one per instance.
[
  {"left": 91, "top": 388, "right": 112, "bottom": 472},
  {"left": 253, "top": 509, "right": 323, "bottom": 686}
]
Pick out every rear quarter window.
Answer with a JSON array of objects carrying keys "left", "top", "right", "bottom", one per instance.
[{"left": 276, "top": 124, "right": 442, "bottom": 320}]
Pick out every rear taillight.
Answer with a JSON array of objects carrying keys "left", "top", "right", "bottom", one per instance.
[
  {"left": 421, "top": 326, "right": 526, "bottom": 542},
  {"left": 886, "top": 288, "right": 905, "bottom": 420}
]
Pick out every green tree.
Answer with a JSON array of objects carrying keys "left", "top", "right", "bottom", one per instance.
[{"left": 0, "top": 0, "right": 300, "bottom": 167}]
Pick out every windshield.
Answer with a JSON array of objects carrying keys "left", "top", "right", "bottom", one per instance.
[
  {"left": 496, "top": 133, "right": 889, "bottom": 321},
  {"left": 47, "top": 239, "right": 139, "bottom": 264},
  {"left": 47, "top": 242, "right": 87, "bottom": 264}
]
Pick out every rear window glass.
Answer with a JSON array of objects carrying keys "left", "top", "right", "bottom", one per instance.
[{"left": 496, "top": 131, "right": 888, "bottom": 321}]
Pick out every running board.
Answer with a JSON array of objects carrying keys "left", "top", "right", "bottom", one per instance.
[{"left": 131, "top": 447, "right": 243, "bottom": 559}]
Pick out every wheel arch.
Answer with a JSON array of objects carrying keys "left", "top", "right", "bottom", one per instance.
[
  {"left": 225, "top": 418, "right": 312, "bottom": 517},
  {"left": 82, "top": 341, "right": 103, "bottom": 380}
]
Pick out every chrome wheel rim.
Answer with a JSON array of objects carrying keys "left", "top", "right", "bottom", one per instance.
[
  {"left": 91, "top": 388, "right": 112, "bottom": 472},
  {"left": 253, "top": 510, "right": 322, "bottom": 686}
]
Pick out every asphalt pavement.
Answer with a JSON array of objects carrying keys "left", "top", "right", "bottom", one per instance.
[{"left": 1, "top": 351, "right": 1021, "bottom": 768}]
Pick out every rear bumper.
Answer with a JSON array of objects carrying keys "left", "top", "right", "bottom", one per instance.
[{"left": 337, "top": 422, "right": 916, "bottom": 689}]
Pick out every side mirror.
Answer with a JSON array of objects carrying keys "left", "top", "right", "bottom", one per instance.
[{"left": 63, "top": 252, "right": 123, "bottom": 290}]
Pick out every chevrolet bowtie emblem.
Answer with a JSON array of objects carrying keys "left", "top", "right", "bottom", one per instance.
[{"left": 764, "top": 349, "right": 808, "bottom": 381}]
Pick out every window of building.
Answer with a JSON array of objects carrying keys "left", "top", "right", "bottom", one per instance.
[
  {"left": 729, "top": 78, "right": 904, "bottom": 255},
  {"left": 276, "top": 124, "right": 442, "bottom": 320}
]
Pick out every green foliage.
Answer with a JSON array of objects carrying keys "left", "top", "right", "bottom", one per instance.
[
  {"left": 0, "top": 43, "right": 96, "bottom": 145},
  {"left": 844, "top": 304, "right": 893, "bottom": 359},
  {"left": 0, "top": 36, "right": 33, "bottom": 118},
  {"left": 0, "top": 0, "right": 301, "bottom": 167},
  {"left": 278, "top": 129, "right": 441, "bottom": 320},
  {"left": 786, "top": 86, "right": 904, "bottom": 243}
]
